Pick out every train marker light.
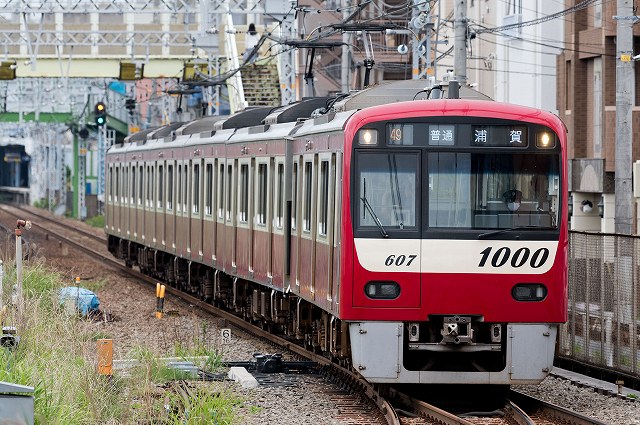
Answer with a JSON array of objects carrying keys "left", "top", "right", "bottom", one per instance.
[
  {"left": 358, "top": 129, "right": 378, "bottom": 145},
  {"left": 512, "top": 284, "right": 547, "bottom": 302},
  {"left": 536, "top": 131, "right": 555, "bottom": 148},
  {"left": 364, "top": 281, "right": 400, "bottom": 299}
]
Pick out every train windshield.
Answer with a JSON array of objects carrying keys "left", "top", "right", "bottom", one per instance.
[
  {"left": 354, "top": 150, "right": 560, "bottom": 235},
  {"left": 429, "top": 152, "right": 559, "bottom": 229},
  {"left": 356, "top": 152, "right": 419, "bottom": 230}
]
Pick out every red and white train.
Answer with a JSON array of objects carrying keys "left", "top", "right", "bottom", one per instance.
[{"left": 106, "top": 80, "right": 568, "bottom": 385}]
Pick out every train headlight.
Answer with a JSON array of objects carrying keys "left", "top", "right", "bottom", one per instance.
[
  {"left": 358, "top": 129, "right": 378, "bottom": 145},
  {"left": 512, "top": 284, "right": 547, "bottom": 301},
  {"left": 364, "top": 281, "right": 400, "bottom": 299},
  {"left": 536, "top": 131, "right": 555, "bottom": 149}
]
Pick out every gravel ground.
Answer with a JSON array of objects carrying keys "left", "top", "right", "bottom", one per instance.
[
  {"left": 513, "top": 377, "right": 640, "bottom": 425},
  {"left": 3, "top": 207, "right": 639, "bottom": 424}
]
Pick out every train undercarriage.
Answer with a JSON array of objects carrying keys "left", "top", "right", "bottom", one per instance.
[
  {"left": 109, "top": 235, "right": 557, "bottom": 384},
  {"left": 110, "top": 236, "right": 352, "bottom": 364}
]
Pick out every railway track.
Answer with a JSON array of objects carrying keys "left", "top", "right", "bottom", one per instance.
[{"left": 0, "top": 204, "right": 609, "bottom": 425}]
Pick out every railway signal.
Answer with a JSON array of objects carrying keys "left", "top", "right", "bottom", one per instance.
[{"left": 94, "top": 102, "right": 107, "bottom": 127}]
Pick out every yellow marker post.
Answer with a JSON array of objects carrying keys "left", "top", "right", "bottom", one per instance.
[
  {"left": 97, "top": 339, "right": 113, "bottom": 376},
  {"left": 155, "top": 284, "right": 165, "bottom": 319}
]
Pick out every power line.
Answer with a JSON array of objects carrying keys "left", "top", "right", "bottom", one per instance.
[{"left": 475, "top": 0, "right": 600, "bottom": 34}]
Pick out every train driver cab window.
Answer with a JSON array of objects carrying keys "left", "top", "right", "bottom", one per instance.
[
  {"left": 355, "top": 152, "right": 418, "bottom": 233},
  {"left": 428, "top": 152, "right": 560, "bottom": 230}
]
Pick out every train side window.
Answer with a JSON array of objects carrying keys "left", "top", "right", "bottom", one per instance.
[
  {"left": 226, "top": 164, "right": 233, "bottom": 221},
  {"left": 115, "top": 167, "right": 120, "bottom": 204},
  {"left": 123, "top": 166, "right": 128, "bottom": 204},
  {"left": 167, "top": 164, "right": 174, "bottom": 211},
  {"left": 205, "top": 163, "right": 213, "bottom": 216},
  {"left": 177, "top": 164, "right": 182, "bottom": 213},
  {"left": 239, "top": 163, "right": 249, "bottom": 223},
  {"left": 131, "top": 166, "right": 136, "bottom": 204},
  {"left": 291, "top": 162, "right": 298, "bottom": 230},
  {"left": 108, "top": 166, "right": 113, "bottom": 202},
  {"left": 158, "top": 165, "right": 164, "bottom": 209},
  {"left": 218, "top": 163, "right": 225, "bottom": 219},
  {"left": 275, "top": 162, "right": 284, "bottom": 229},
  {"left": 193, "top": 162, "right": 200, "bottom": 215},
  {"left": 149, "top": 165, "right": 156, "bottom": 208},
  {"left": 257, "top": 163, "right": 267, "bottom": 226},
  {"left": 183, "top": 163, "right": 188, "bottom": 213},
  {"left": 318, "top": 160, "right": 329, "bottom": 236},
  {"left": 138, "top": 165, "right": 143, "bottom": 207},
  {"left": 303, "top": 160, "right": 313, "bottom": 232}
]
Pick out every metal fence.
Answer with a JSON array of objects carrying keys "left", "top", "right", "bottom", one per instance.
[{"left": 559, "top": 231, "right": 639, "bottom": 378}]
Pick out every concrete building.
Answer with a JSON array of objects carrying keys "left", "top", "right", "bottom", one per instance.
[{"left": 556, "top": 0, "right": 640, "bottom": 233}]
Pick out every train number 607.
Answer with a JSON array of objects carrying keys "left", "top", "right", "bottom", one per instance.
[
  {"left": 478, "top": 247, "right": 549, "bottom": 268},
  {"left": 384, "top": 254, "right": 417, "bottom": 267}
]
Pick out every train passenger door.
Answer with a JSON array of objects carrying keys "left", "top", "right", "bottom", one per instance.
[
  {"left": 298, "top": 154, "right": 317, "bottom": 301},
  {"left": 166, "top": 162, "right": 176, "bottom": 253},
  {"left": 156, "top": 162, "right": 165, "bottom": 250},
  {"left": 190, "top": 159, "right": 204, "bottom": 261},
  {"left": 113, "top": 165, "right": 121, "bottom": 235},
  {"left": 106, "top": 165, "right": 113, "bottom": 233},
  {"left": 314, "top": 153, "right": 336, "bottom": 311},
  {"left": 122, "top": 164, "right": 129, "bottom": 238},
  {"left": 203, "top": 160, "right": 215, "bottom": 265},
  {"left": 252, "top": 158, "right": 271, "bottom": 283},
  {"left": 235, "top": 158, "right": 252, "bottom": 277},
  {"left": 136, "top": 164, "right": 144, "bottom": 243},
  {"left": 271, "top": 158, "right": 286, "bottom": 290},
  {"left": 129, "top": 164, "right": 136, "bottom": 240},
  {"left": 225, "top": 160, "right": 237, "bottom": 273},
  {"left": 214, "top": 160, "right": 226, "bottom": 269}
]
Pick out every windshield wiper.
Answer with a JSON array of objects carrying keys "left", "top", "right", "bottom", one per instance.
[
  {"left": 478, "top": 225, "right": 557, "bottom": 239},
  {"left": 361, "top": 179, "right": 388, "bottom": 238}
]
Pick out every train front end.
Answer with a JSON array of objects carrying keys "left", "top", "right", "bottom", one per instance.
[{"left": 341, "top": 100, "right": 568, "bottom": 385}]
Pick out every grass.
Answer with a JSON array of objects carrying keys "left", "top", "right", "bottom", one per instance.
[
  {"left": 84, "top": 215, "right": 105, "bottom": 229},
  {"left": 0, "top": 259, "right": 246, "bottom": 424}
]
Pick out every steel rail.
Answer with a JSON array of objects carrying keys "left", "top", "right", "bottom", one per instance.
[{"left": 509, "top": 390, "right": 609, "bottom": 425}]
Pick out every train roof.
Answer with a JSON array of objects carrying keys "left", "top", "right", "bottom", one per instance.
[
  {"left": 123, "top": 127, "right": 158, "bottom": 144},
  {"left": 333, "top": 79, "right": 493, "bottom": 112},
  {"left": 176, "top": 115, "right": 228, "bottom": 136},
  {"left": 218, "top": 107, "right": 274, "bottom": 129},
  {"left": 148, "top": 122, "right": 185, "bottom": 141}
]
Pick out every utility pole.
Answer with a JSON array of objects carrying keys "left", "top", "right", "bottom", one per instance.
[
  {"left": 453, "top": 0, "right": 467, "bottom": 84},
  {"left": 341, "top": 0, "right": 351, "bottom": 93},
  {"left": 614, "top": 1, "right": 635, "bottom": 234}
]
